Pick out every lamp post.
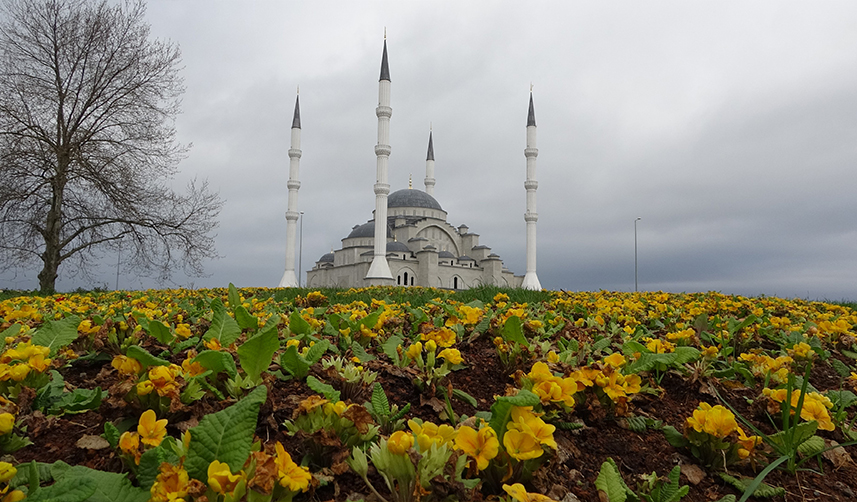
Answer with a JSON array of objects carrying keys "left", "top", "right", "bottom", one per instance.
[
  {"left": 299, "top": 211, "right": 304, "bottom": 288},
  {"left": 634, "top": 217, "right": 641, "bottom": 292}
]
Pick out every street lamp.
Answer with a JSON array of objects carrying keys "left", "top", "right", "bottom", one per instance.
[
  {"left": 634, "top": 217, "right": 641, "bottom": 292},
  {"left": 299, "top": 211, "right": 304, "bottom": 288}
]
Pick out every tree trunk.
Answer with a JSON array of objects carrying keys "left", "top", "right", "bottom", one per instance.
[{"left": 39, "top": 149, "right": 68, "bottom": 294}]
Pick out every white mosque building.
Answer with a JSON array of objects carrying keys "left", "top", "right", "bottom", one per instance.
[{"left": 280, "top": 38, "right": 542, "bottom": 290}]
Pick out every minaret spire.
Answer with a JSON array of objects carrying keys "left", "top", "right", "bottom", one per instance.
[
  {"left": 366, "top": 36, "right": 394, "bottom": 284},
  {"left": 279, "top": 91, "right": 303, "bottom": 287},
  {"left": 521, "top": 90, "right": 542, "bottom": 290},
  {"left": 424, "top": 128, "right": 435, "bottom": 196}
]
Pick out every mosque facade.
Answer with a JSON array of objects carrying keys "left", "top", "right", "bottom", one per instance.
[{"left": 282, "top": 39, "right": 541, "bottom": 290}]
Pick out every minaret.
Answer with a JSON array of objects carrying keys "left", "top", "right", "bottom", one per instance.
[
  {"left": 278, "top": 92, "right": 302, "bottom": 288},
  {"left": 365, "top": 37, "right": 395, "bottom": 284},
  {"left": 521, "top": 90, "right": 542, "bottom": 290},
  {"left": 424, "top": 128, "right": 435, "bottom": 196}
]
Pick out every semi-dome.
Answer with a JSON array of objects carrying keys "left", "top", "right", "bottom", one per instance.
[
  {"left": 386, "top": 241, "right": 411, "bottom": 253},
  {"left": 347, "top": 221, "right": 393, "bottom": 239},
  {"left": 317, "top": 252, "right": 334, "bottom": 263},
  {"left": 388, "top": 189, "right": 443, "bottom": 211}
]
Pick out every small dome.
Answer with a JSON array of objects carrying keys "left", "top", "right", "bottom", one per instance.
[
  {"left": 388, "top": 189, "right": 443, "bottom": 211},
  {"left": 347, "top": 221, "right": 393, "bottom": 239},
  {"left": 438, "top": 250, "right": 455, "bottom": 259},
  {"left": 386, "top": 241, "right": 410, "bottom": 253},
  {"left": 317, "top": 252, "right": 334, "bottom": 263}
]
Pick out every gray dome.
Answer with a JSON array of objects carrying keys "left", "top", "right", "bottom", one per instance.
[
  {"left": 388, "top": 189, "right": 443, "bottom": 211},
  {"left": 386, "top": 241, "right": 411, "bottom": 253},
  {"left": 347, "top": 221, "right": 393, "bottom": 239},
  {"left": 438, "top": 250, "right": 455, "bottom": 259},
  {"left": 318, "top": 252, "right": 334, "bottom": 263}
]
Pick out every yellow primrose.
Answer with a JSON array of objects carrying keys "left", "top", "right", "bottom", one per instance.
[
  {"left": 788, "top": 342, "right": 814, "bottom": 359},
  {"left": 603, "top": 352, "right": 626, "bottom": 368},
  {"left": 0, "top": 462, "right": 16, "bottom": 483},
  {"left": 323, "top": 400, "right": 348, "bottom": 416},
  {"left": 533, "top": 379, "right": 564, "bottom": 404},
  {"left": 387, "top": 430, "right": 414, "bottom": 455},
  {"left": 0, "top": 413, "right": 14, "bottom": 436},
  {"left": 437, "top": 348, "right": 463, "bottom": 365},
  {"left": 546, "top": 350, "right": 559, "bottom": 363},
  {"left": 138, "top": 409, "right": 168, "bottom": 447},
  {"left": 174, "top": 323, "right": 192, "bottom": 339},
  {"left": 455, "top": 425, "right": 499, "bottom": 470},
  {"left": 112, "top": 355, "right": 142, "bottom": 376},
  {"left": 503, "top": 483, "right": 560, "bottom": 502},
  {"left": 406, "top": 342, "right": 423, "bottom": 360},
  {"left": 527, "top": 362, "right": 554, "bottom": 384},
  {"left": 299, "top": 395, "right": 329, "bottom": 414},
  {"left": 409, "top": 420, "right": 457, "bottom": 450},
  {"left": 136, "top": 380, "right": 155, "bottom": 396},
  {"left": 274, "top": 442, "right": 312, "bottom": 492},
  {"left": 508, "top": 407, "right": 557, "bottom": 450},
  {"left": 503, "top": 428, "right": 543, "bottom": 461},
  {"left": 207, "top": 460, "right": 244, "bottom": 495},
  {"left": 149, "top": 463, "right": 189, "bottom": 502}
]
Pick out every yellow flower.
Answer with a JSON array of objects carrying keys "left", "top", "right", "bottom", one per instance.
[
  {"left": 112, "top": 355, "right": 142, "bottom": 376},
  {"left": 150, "top": 463, "right": 189, "bottom": 502},
  {"left": 136, "top": 380, "right": 155, "bottom": 396},
  {"left": 274, "top": 442, "right": 312, "bottom": 492},
  {"left": 0, "top": 462, "right": 16, "bottom": 483},
  {"left": 603, "top": 352, "right": 626, "bottom": 368},
  {"left": 421, "top": 327, "right": 457, "bottom": 347},
  {"left": 503, "top": 483, "right": 559, "bottom": 502},
  {"left": 0, "top": 413, "right": 14, "bottom": 435},
  {"left": 298, "top": 395, "right": 329, "bottom": 414},
  {"left": 408, "top": 420, "right": 456, "bottom": 450},
  {"left": 175, "top": 323, "right": 192, "bottom": 339},
  {"left": 138, "top": 409, "right": 168, "bottom": 447},
  {"left": 437, "top": 348, "right": 463, "bottom": 365},
  {"left": 546, "top": 350, "right": 559, "bottom": 363},
  {"left": 508, "top": 407, "right": 557, "bottom": 450},
  {"left": 686, "top": 403, "right": 738, "bottom": 439},
  {"left": 207, "top": 460, "right": 243, "bottom": 495},
  {"left": 8, "top": 364, "right": 29, "bottom": 382},
  {"left": 119, "top": 431, "right": 140, "bottom": 454},
  {"left": 204, "top": 338, "right": 222, "bottom": 351},
  {"left": 1, "top": 489, "right": 26, "bottom": 502},
  {"left": 800, "top": 398, "right": 835, "bottom": 431},
  {"left": 148, "top": 365, "right": 180, "bottom": 397},
  {"left": 527, "top": 362, "right": 554, "bottom": 384},
  {"left": 406, "top": 342, "right": 423, "bottom": 360},
  {"left": 387, "top": 430, "right": 414, "bottom": 455},
  {"left": 533, "top": 379, "right": 563, "bottom": 404},
  {"left": 425, "top": 340, "right": 437, "bottom": 354},
  {"left": 788, "top": 342, "right": 813, "bottom": 359},
  {"left": 455, "top": 425, "right": 499, "bottom": 470},
  {"left": 503, "top": 428, "right": 543, "bottom": 461},
  {"left": 323, "top": 400, "right": 348, "bottom": 416}
]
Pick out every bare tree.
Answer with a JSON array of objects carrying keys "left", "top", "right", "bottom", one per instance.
[{"left": 0, "top": 0, "right": 221, "bottom": 293}]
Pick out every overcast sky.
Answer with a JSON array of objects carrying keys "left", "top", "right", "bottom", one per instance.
[{"left": 4, "top": 1, "right": 857, "bottom": 301}]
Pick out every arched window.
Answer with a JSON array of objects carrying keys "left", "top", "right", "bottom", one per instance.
[
  {"left": 403, "top": 271, "right": 409, "bottom": 286},
  {"left": 453, "top": 277, "right": 458, "bottom": 289},
  {"left": 397, "top": 275, "right": 401, "bottom": 285},
  {"left": 410, "top": 276, "right": 414, "bottom": 286}
]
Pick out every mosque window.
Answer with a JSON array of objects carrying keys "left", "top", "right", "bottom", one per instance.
[{"left": 453, "top": 277, "right": 458, "bottom": 289}]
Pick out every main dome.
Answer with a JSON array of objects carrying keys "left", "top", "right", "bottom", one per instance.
[{"left": 388, "top": 189, "right": 443, "bottom": 211}]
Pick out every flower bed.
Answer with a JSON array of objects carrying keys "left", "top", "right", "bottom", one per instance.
[{"left": 0, "top": 286, "right": 856, "bottom": 501}]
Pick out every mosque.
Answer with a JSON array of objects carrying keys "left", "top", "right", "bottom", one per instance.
[{"left": 278, "top": 38, "right": 542, "bottom": 290}]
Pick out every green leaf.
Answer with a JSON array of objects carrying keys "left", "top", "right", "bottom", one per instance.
[
  {"left": 289, "top": 310, "right": 313, "bottom": 336},
  {"left": 279, "top": 345, "right": 310, "bottom": 380},
  {"left": 186, "top": 386, "right": 267, "bottom": 481},
  {"left": 306, "top": 375, "right": 340, "bottom": 401},
  {"left": 146, "top": 320, "right": 174, "bottom": 344},
  {"left": 488, "top": 390, "right": 539, "bottom": 439},
  {"left": 193, "top": 350, "right": 238, "bottom": 379},
  {"left": 47, "top": 463, "right": 149, "bottom": 502},
  {"left": 234, "top": 305, "right": 259, "bottom": 330},
  {"left": 351, "top": 340, "right": 375, "bottom": 362},
  {"left": 381, "top": 335, "right": 403, "bottom": 363},
  {"left": 661, "top": 425, "right": 688, "bottom": 448},
  {"left": 673, "top": 346, "right": 701, "bottom": 365},
  {"left": 237, "top": 324, "right": 279, "bottom": 382},
  {"left": 304, "top": 339, "right": 331, "bottom": 364},
  {"left": 204, "top": 301, "right": 242, "bottom": 347},
  {"left": 659, "top": 465, "right": 689, "bottom": 502},
  {"left": 595, "top": 458, "right": 631, "bottom": 502},
  {"left": 719, "top": 472, "right": 785, "bottom": 499},
  {"left": 592, "top": 336, "right": 612, "bottom": 354},
  {"left": 26, "top": 476, "right": 98, "bottom": 502},
  {"left": 49, "top": 387, "right": 103, "bottom": 415},
  {"left": 32, "top": 316, "right": 81, "bottom": 356},
  {"left": 371, "top": 383, "right": 391, "bottom": 418},
  {"left": 827, "top": 390, "right": 857, "bottom": 410},
  {"left": 796, "top": 435, "right": 825, "bottom": 457},
  {"left": 829, "top": 358, "right": 853, "bottom": 378},
  {"left": 103, "top": 422, "right": 120, "bottom": 449},
  {"left": 452, "top": 388, "right": 478, "bottom": 408},
  {"left": 500, "top": 315, "right": 529, "bottom": 348},
  {"left": 227, "top": 283, "right": 242, "bottom": 310},
  {"left": 126, "top": 345, "right": 170, "bottom": 368}
]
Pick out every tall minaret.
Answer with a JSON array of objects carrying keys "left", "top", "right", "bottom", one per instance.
[
  {"left": 424, "top": 128, "right": 435, "bottom": 196},
  {"left": 521, "top": 90, "right": 542, "bottom": 290},
  {"left": 365, "top": 36, "right": 394, "bottom": 284},
  {"left": 279, "top": 92, "right": 302, "bottom": 288}
]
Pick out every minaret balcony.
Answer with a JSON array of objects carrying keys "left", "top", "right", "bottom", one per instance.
[
  {"left": 524, "top": 147, "right": 539, "bottom": 158},
  {"left": 524, "top": 180, "right": 539, "bottom": 190},
  {"left": 288, "top": 148, "right": 302, "bottom": 159}
]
